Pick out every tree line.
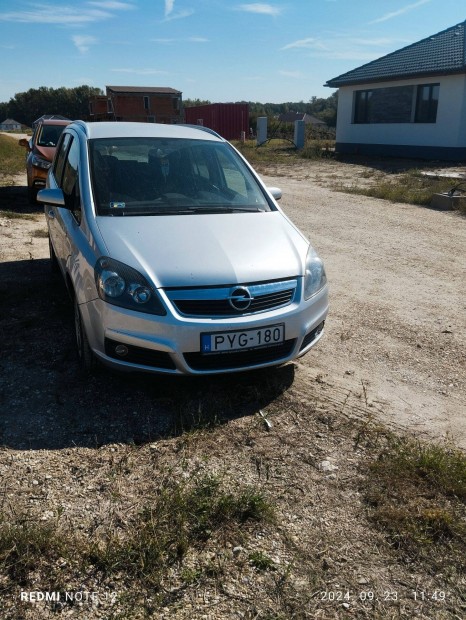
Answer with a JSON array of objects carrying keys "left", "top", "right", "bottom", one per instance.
[
  {"left": 184, "top": 92, "right": 338, "bottom": 128},
  {"left": 1, "top": 86, "right": 338, "bottom": 128},
  {"left": 0, "top": 86, "right": 104, "bottom": 127}
]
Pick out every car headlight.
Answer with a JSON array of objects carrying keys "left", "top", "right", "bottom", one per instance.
[
  {"left": 95, "top": 257, "right": 166, "bottom": 315},
  {"left": 304, "top": 246, "right": 327, "bottom": 300},
  {"left": 31, "top": 154, "right": 52, "bottom": 170}
]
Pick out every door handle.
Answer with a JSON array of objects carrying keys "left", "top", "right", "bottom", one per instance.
[{"left": 47, "top": 210, "right": 55, "bottom": 219}]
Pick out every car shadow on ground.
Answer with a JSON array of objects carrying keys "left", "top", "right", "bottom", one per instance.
[
  {"left": 0, "top": 182, "right": 44, "bottom": 216},
  {"left": 0, "top": 257, "right": 295, "bottom": 451}
]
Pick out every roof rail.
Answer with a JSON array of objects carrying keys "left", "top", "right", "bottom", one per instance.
[{"left": 183, "top": 124, "right": 223, "bottom": 139}]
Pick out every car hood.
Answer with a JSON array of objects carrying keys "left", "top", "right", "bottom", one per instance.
[
  {"left": 95, "top": 212, "right": 308, "bottom": 288},
  {"left": 35, "top": 145, "right": 55, "bottom": 162}
]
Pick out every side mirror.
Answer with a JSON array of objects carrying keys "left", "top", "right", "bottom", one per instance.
[
  {"left": 37, "top": 188, "right": 65, "bottom": 207},
  {"left": 19, "top": 138, "right": 31, "bottom": 149},
  {"left": 268, "top": 187, "right": 282, "bottom": 201}
]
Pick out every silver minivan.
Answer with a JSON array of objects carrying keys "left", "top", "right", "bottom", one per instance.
[{"left": 38, "top": 121, "right": 328, "bottom": 375}]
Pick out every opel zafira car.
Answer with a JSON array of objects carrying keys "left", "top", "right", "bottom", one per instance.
[{"left": 38, "top": 121, "right": 328, "bottom": 375}]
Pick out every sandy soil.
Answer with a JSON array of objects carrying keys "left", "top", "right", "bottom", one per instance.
[
  {"left": 0, "top": 147, "right": 464, "bottom": 619},
  {"left": 0, "top": 157, "right": 464, "bottom": 449},
  {"left": 260, "top": 161, "right": 465, "bottom": 449}
]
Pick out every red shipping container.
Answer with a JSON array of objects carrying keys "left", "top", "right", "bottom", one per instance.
[{"left": 184, "top": 103, "right": 249, "bottom": 141}]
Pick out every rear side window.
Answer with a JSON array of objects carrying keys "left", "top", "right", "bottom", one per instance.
[
  {"left": 53, "top": 133, "right": 72, "bottom": 185},
  {"left": 62, "top": 138, "right": 79, "bottom": 196}
]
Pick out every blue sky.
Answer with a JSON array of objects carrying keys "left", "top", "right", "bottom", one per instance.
[{"left": 0, "top": 0, "right": 465, "bottom": 104}]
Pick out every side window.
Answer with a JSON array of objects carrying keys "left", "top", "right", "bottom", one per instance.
[
  {"left": 61, "top": 138, "right": 81, "bottom": 221},
  {"left": 53, "top": 133, "right": 72, "bottom": 185}
]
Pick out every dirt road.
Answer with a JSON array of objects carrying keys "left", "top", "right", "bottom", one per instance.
[
  {"left": 0, "top": 153, "right": 465, "bottom": 619},
  {"left": 1, "top": 159, "right": 464, "bottom": 448},
  {"left": 262, "top": 164, "right": 465, "bottom": 448}
]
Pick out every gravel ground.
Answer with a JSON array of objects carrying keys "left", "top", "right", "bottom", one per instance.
[
  {"left": 260, "top": 161, "right": 465, "bottom": 449},
  {"left": 0, "top": 155, "right": 464, "bottom": 619}
]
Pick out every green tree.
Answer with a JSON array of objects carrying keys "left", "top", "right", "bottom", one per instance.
[{"left": 2, "top": 85, "right": 103, "bottom": 127}]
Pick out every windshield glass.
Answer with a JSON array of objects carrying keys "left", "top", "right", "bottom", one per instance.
[
  {"left": 89, "top": 137, "right": 273, "bottom": 216},
  {"left": 37, "top": 124, "right": 66, "bottom": 147}
]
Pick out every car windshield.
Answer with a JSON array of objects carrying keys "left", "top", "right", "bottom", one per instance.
[
  {"left": 37, "top": 125, "right": 66, "bottom": 147},
  {"left": 89, "top": 137, "right": 273, "bottom": 216}
]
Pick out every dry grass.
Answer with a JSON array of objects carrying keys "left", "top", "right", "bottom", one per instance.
[
  {"left": 337, "top": 169, "right": 464, "bottom": 206},
  {"left": 0, "top": 134, "right": 26, "bottom": 177},
  {"left": 0, "top": 403, "right": 464, "bottom": 619}
]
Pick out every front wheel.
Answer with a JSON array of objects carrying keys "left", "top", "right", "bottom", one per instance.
[{"left": 74, "top": 297, "right": 96, "bottom": 372}]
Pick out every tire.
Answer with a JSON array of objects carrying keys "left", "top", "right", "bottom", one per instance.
[{"left": 74, "top": 296, "right": 96, "bottom": 372}]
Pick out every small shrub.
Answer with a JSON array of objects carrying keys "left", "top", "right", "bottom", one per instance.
[{"left": 249, "top": 550, "right": 276, "bottom": 571}]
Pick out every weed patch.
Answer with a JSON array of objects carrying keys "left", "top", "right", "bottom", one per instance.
[
  {"left": 364, "top": 436, "right": 465, "bottom": 575},
  {"left": 0, "top": 471, "right": 274, "bottom": 608},
  {"left": 339, "top": 170, "right": 462, "bottom": 206},
  {"left": 0, "top": 210, "right": 36, "bottom": 220}
]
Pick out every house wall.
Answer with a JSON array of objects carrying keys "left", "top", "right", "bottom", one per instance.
[
  {"left": 111, "top": 93, "right": 182, "bottom": 123},
  {"left": 335, "top": 74, "right": 466, "bottom": 159},
  {"left": 89, "top": 91, "right": 183, "bottom": 123}
]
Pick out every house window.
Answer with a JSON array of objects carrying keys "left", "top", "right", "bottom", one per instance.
[
  {"left": 144, "top": 96, "right": 150, "bottom": 110},
  {"left": 89, "top": 102, "right": 94, "bottom": 115},
  {"left": 353, "top": 86, "right": 414, "bottom": 124},
  {"left": 173, "top": 97, "right": 180, "bottom": 111},
  {"left": 107, "top": 98, "right": 113, "bottom": 113},
  {"left": 415, "top": 84, "right": 439, "bottom": 123},
  {"left": 354, "top": 90, "right": 373, "bottom": 123}
]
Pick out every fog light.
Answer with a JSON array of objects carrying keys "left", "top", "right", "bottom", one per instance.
[{"left": 115, "top": 344, "right": 128, "bottom": 357}]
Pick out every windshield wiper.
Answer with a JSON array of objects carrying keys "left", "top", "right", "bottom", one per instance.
[
  {"left": 99, "top": 206, "right": 266, "bottom": 216},
  {"left": 178, "top": 206, "right": 265, "bottom": 214}
]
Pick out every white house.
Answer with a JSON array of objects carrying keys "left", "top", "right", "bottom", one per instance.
[
  {"left": 325, "top": 21, "right": 466, "bottom": 160},
  {"left": 0, "top": 118, "right": 22, "bottom": 131}
]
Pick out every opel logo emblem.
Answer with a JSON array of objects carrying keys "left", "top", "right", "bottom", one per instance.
[{"left": 229, "top": 286, "right": 253, "bottom": 311}]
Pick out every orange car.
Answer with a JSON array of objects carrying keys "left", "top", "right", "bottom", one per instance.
[{"left": 19, "top": 118, "right": 70, "bottom": 202}]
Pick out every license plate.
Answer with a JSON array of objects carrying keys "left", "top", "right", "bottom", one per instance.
[{"left": 201, "top": 324, "right": 285, "bottom": 354}]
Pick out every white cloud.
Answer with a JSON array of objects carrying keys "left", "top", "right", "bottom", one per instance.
[
  {"left": 72, "top": 34, "right": 97, "bottom": 53},
  {"left": 0, "top": 3, "right": 112, "bottom": 24},
  {"left": 369, "top": 0, "right": 431, "bottom": 24},
  {"left": 281, "top": 32, "right": 410, "bottom": 62},
  {"left": 281, "top": 37, "right": 328, "bottom": 51},
  {"left": 163, "top": 8, "right": 194, "bottom": 21},
  {"left": 236, "top": 4, "right": 282, "bottom": 16},
  {"left": 164, "top": 0, "right": 175, "bottom": 16},
  {"left": 87, "top": 1, "right": 135, "bottom": 9}
]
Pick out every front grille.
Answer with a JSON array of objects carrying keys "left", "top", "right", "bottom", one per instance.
[
  {"left": 167, "top": 279, "right": 298, "bottom": 317},
  {"left": 105, "top": 338, "right": 176, "bottom": 370},
  {"left": 184, "top": 339, "right": 296, "bottom": 371},
  {"left": 174, "top": 289, "right": 294, "bottom": 316}
]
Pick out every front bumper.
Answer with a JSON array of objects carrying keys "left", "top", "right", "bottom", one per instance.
[{"left": 79, "top": 286, "right": 328, "bottom": 375}]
